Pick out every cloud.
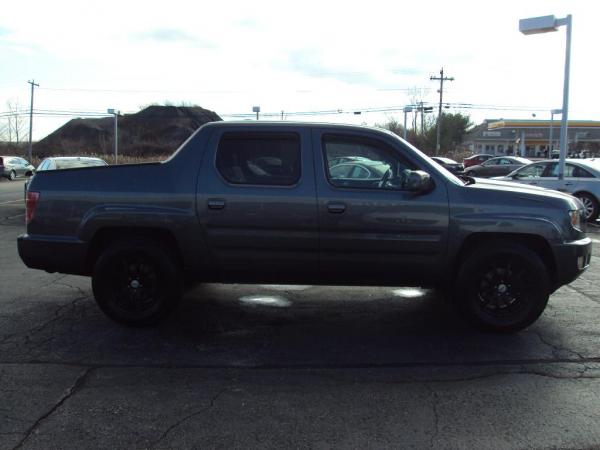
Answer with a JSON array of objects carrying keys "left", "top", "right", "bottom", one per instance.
[{"left": 133, "top": 28, "right": 216, "bottom": 49}]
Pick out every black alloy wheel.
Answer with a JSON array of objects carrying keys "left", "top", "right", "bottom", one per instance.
[
  {"left": 454, "top": 242, "right": 550, "bottom": 332},
  {"left": 92, "top": 238, "right": 182, "bottom": 326}
]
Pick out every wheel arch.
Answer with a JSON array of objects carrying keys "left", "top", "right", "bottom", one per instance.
[
  {"left": 86, "top": 227, "right": 184, "bottom": 273},
  {"left": 454, "top": 232, "right": 558, "bottom": 287}
]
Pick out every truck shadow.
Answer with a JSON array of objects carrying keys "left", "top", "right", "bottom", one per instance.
[{"left": 149, "top": 284, "right": 554, "bottom": 368}]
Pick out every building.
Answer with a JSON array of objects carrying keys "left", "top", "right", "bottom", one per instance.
[{"left": 462, "top": 119, "right": 600, "bottom": 158}]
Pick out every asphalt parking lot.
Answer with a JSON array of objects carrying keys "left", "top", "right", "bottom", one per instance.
[{"left": 1, "top": 178, "right": 600, "bottom": 449}]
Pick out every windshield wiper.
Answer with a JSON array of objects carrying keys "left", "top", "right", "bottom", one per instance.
[{"left": 459, "top": 175, "right": 475, "bottom": 185}]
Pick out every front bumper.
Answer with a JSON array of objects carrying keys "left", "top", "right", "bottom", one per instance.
[
  {"left": 552, "top": 237, "right": 593, "bottom": 287},
  {"left": 17, "top": 234, "right": 89, "bottom": 275}
]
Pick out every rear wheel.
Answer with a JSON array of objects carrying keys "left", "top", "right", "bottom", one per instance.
[
  {"left": 92, "top": 238, "right": 182, "bottom": 326},
  {"left": 8, "top": 170, "right": 16, "bottom": 181},
  {"left": 454, "top": 242, "right": 550, "bottom": 332},
  {"left": 574, "top": 192, "right": 599, "bottom": 222}
]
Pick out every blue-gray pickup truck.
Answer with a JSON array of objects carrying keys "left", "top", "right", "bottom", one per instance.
[{"left": 18, "top": 122, "right": 592, "bottom": 331}]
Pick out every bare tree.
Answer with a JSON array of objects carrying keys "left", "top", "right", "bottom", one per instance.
[{"left": 6, "top": 100, "right": 28, "bottom": 144}]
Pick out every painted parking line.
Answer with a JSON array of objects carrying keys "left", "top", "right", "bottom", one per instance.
[{"left": 0, "top": 200, "right": 22, "bottom": 205}]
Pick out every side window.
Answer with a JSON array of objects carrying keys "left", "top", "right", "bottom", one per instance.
[
  {"left": 515, "top": 163, "right": 546, "bottom": 179},
  {"left": 564, "top": 164, "right": 577, "bottom": 177},
  {"left": 573, "top": 166, "right": 594, "bottom": 178},
  {"left": 216, "top": 133, "right": 301, "bottom": 186},
  {"left": 323, "top": 135, "right": 414, "bottom": 190},
  {"left": 546, "top": 163, "right": 580, "bottom": 177}
]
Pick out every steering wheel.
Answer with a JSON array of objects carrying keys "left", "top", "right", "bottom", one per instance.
[{"left": 378, "top": 168, "right": 392, "bottom": 188}]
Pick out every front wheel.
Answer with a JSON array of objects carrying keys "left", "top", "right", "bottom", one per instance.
[
  {"left": 92, "top": 238, "right": 182, "bottom": 326},
  {"left": 453, "top": 242, "right": 551, "bottom": 332},
  {"left": 574, "top": 192, "right": 599, "bottom": 222}
]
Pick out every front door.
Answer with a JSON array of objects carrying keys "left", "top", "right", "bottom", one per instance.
[
  {"left": 313, "top": 129, "right": 450, "bottom": 286},
  {"left": 197, "top": 127, "right": 318, "bottom": 283}
]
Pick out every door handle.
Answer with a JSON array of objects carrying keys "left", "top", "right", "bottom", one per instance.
[
  {"left": 564, "top": 182, "right": 574, "bottom": 186},
  {"left": 207, "top": 199, "right": 226, "bottom": 210},
  {"left": 327, "top": 202, "right": 346, "bottom": 214}
]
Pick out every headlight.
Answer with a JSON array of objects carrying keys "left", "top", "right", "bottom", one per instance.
[{"left": 569, "top": 209, "right": 583, "bottom": 231}]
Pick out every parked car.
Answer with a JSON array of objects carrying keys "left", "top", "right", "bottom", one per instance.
[
  {"left": 329, "top": 159, "right": 390, "bottom": 182},
  {"left": 430, "top": 157, "right": 464, "bottom": 174},
  {"left": 464, "top": 156, "right": 532, "bottom": 178},
  {"left": 463, "top": 154, "right": 493, "bottom": 169},
  {"left": 493, "top": 159, "right": 600, "bottom": 221},
  {"left": 24, "top": 157, "right": 108, "bottom": 198},
  {"left": 19, "top": 122, "right": 591, "bottom": 332},
  {"left": 1, "top": 156, "right": 35, "bottom": 181}
]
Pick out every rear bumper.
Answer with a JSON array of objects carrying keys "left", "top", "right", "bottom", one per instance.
[
  {"left": 17, "top": 234, "right": 89, "bottom": 275},
  {"left": 552, "top": 237, "right": 593, "bottom": 287}
]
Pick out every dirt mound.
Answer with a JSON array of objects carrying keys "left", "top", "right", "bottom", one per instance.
[{"left": 33, "top": 105, "right": 222, "bottom": 157}]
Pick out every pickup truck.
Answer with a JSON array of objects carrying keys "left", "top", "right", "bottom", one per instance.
[{"left": 18, "top": 122, "right": 592, "bottom": 331}]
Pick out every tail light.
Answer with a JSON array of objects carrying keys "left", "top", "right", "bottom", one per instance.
[{"left": 26, "top": 191, "right": 40, "bottom": 224}]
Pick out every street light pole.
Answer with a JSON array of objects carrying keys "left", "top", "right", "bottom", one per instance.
[
  {"left": 549, "top": 108, "right": 562, "bottom": 156},
  {"left": 403, "top": 106, "right": 412, "bottom": 140},
  {"left": 107, "top": 109, "right": 119, "bottom": 164},
  {"left": 557, "top": 15, "right": 572, "bottom": 179},
  {"left": 519, "top": 14, "right": 572, "bottom": 179}
]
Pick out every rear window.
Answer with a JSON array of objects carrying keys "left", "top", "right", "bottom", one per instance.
[
  {"left": 54, "top": 159, "right": 106, "bottom": 170},
  {"left": 216, "top": 133, "right": 301, "bottom": 186}
]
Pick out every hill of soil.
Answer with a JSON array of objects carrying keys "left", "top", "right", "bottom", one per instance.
[{"left": 33, "top": 105, "right": 222, "bottom": 157}]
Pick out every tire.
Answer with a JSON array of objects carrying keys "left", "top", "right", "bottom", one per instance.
[
  {"left": 8, "top": 170, "right": 16, "bottom": 181},
  {"left": 453, "top": 242, "right": 551, "bottom": 332},
  {"left": 574, "top": 192, "right": 599, "bottom": 222},
  {"left": 92, "top": 238, "right": 182, "bottom": 326}
]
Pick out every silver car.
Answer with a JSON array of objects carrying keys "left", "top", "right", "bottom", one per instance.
[{"left": 494, "top": 159, "right": 600, "bottom": 221}]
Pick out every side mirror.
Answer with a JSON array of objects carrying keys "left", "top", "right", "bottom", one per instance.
[
  {"left": 25, "top": 170, "right": 34, "bottom": 177},
  {"left": 405, "top": 170, "right": 433, "bottom": 193}
]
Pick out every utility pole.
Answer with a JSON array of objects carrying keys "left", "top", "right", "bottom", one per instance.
[
  {"left": 27, "top": 80, "right": 39, "bottom": 161},
  {"left": 430, "top": 68, "right": 454, "bottom": 155}
]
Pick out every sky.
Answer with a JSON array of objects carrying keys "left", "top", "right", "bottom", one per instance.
[{"left": 0, "top": 0, "right": 598, "bottom": 140}]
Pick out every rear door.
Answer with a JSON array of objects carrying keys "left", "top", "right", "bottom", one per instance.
[
  {"left": 312, "top": 128, "right": 450, "bottom": 286},
  {"left": 538, "top": 162, "right": 580, "bottom": 193},
  {"left": 196, "top": 126, "right": 318, "bottom": 283}
]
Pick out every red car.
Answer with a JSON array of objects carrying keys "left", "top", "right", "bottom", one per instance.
[{"left": 463, "top": 154, "right": 493, "bottom": 169}]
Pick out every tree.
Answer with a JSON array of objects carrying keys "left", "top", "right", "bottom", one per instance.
[
  {"left": 374, "top": 116, "right": 404, "bottom": 136},
  {"left": 374, "top": 112, "right": 472, "bottom": 155},
  {"left": 1, "top": 100, "right": 28, "bottom": 145}
]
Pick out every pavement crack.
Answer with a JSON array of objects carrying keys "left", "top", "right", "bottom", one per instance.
[
  {"left": 0, "top": 295, "right": 88, "bottom": 346},
  {"left": 54, "top": 281, "right": 88, "bottom": 297},
  {"left": 426, "top": 384, "right": 440, "bottom": 449},
  {"left": 531, "top": 330, "right": 585, "bottom": 360},
  {"left": 150, "top": 387, "right": 228, "bottom": 449},
  {"left": 11, "top": 366, "right": 94, "bottom": 450}
]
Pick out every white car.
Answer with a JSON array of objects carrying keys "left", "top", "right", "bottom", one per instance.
[{"left": 493, "top": 159, "right": 600, "bottom": 221}]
